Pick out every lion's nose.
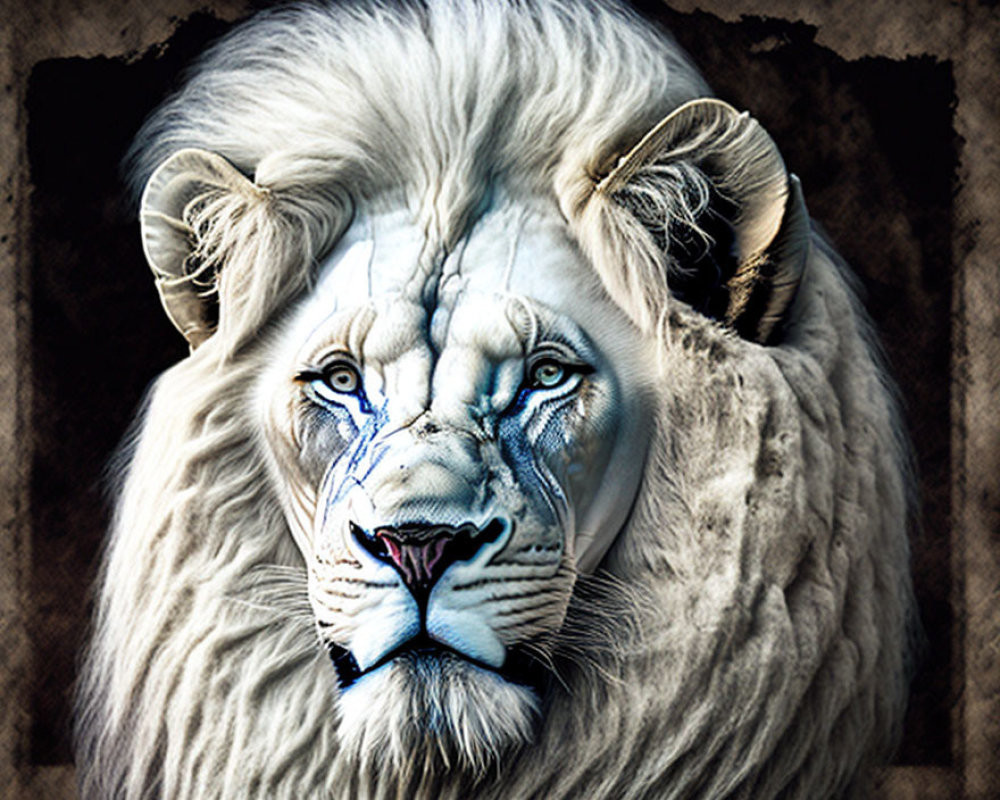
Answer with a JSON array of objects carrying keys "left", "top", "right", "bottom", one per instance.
[{"left": 350, "top": 520, "right": 506, "bottom": 603}]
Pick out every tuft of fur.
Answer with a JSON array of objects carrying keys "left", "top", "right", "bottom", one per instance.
[
  {"left": 76, "top": 2, "right": 918, "bottom": 798},
  {"left": 337, "top": 657, "right": 539, "bottom": 778}
]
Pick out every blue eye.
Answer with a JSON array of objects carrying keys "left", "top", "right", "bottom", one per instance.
[{"left": 529, "top": 358, "right": 567, "bottom": 389}]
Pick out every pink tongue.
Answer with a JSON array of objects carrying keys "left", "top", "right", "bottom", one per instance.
[{"left": 379, "top": 533, "right": 450, "bottom": 588}]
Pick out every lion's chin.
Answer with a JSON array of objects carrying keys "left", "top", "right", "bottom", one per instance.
[{"left": 336, "top": 651, "right": 539, "bottom": 776}]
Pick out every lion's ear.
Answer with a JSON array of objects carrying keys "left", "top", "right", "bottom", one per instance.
[
  {"left": 140, "top": 148, "right": 261, "bottom": 348},
  {"left": 596, "top": 98, "right": 809, "bottom": 344}
]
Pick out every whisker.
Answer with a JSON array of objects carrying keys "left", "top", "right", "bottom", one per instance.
[{"left": 520, "top": 640, "right": 572, "bottom": 695}]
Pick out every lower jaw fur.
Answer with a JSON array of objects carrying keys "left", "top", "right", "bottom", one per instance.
[{"left": 336, "top": 652, "right": 540, "bottom": 777}]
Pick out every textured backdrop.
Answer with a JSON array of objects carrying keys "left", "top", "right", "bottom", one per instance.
[{"left": 1, "top": 1, "right": 996, "bottom": 797}]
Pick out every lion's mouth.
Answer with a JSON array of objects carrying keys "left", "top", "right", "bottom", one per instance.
[{"left": 327, "top": 634, "right": 542, "bottom": 690}]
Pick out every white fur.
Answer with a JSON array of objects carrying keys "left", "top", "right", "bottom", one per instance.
[{"left": 75, "top": 2, "right": 917, "bottom": 798}]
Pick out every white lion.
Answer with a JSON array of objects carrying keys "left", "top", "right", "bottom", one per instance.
[{"left": 75, "top": 1, "right": 918, "bottom": 798}]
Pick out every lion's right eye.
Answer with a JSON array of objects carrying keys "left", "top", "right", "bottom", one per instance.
[
  {"left": 296, "top": 359, "right": 366, "bottom": 407},
  {"left": 321, "top": 363, "right": 361, "bottom": 394}
]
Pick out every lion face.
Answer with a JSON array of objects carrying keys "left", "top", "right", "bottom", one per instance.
[{"left": 256, "top": 197, "right": 651, "bottom": 762}]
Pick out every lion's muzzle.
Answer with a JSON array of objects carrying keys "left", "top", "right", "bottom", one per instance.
[
  {"left": 329, "top": 518, "right": 538, "bottom": 691},
  {"left": 351, "top": 519, "right": 507, "bottom": 606}
]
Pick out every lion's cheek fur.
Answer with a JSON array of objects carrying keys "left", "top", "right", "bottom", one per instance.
[{"left": 574, "top": 263, "right": 911, "bottom": 799}]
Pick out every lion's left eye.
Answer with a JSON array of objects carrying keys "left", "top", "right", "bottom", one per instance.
[{"left": 528, "top": 358, "right": 569, "bottom": 389}]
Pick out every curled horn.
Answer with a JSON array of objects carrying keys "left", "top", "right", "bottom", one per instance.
[
  {"left": 598, "top": 98, "right": 809, "bottom": 344},
  {"left": 140, "top": 148, "right": 265, "bottom": 348}
]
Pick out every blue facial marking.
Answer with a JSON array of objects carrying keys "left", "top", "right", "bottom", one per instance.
[
  {"left": 497, "top": 395, "right": 568, "bottom": 528},
  {"left": 318, "top": 399, "right": 393, "bottom": 528}
]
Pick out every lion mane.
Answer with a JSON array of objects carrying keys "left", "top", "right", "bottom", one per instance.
[{"left": 75, "top": 1, "right": 918, "bottom": 798}]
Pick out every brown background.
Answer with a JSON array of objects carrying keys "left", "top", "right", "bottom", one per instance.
[{"left": 1, "top": 1, "right": 997, "bottom": 797}]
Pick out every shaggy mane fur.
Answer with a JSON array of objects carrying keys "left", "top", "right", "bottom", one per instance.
[{"left": 76, "top": 2, "right": 918, "bottom": 798}]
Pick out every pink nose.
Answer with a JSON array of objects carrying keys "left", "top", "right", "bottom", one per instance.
[
  {"left": 376, "top": 529, "right": 453, "bottom": 593},
  {"left": 351, "top": 520, "right": 506, "bottom": 603}
]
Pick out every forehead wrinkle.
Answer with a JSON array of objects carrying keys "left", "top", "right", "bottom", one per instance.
[
  {"left": 426, "top": 221, "right": 475, "bottom": 357},
  {"left": 503, "top": 293, "right": 540, "bottom": 353},
  {"left": 462, "top": 289, "right": 598, "bottom": 362},
  {"left": 427, "top": 289, "right": 528, "bottom": 426},
  {"left": 440, "top": 287, "right": 540, "bottom": 359},
  {"left": 300, "top": 228, "right": 375, "bottom": 345},
  {"left": 347, "top": 305, "right": 377, "bottom": 359},
  {"left": 402, "top": 181, "right": 479, "bottom": 311},
  {"left": 295, "top": 304, "right": 376, "bottom": 368},
  {"left": 430, "top": 199, "right": 536, "bottom": 356},
  {"left": 364, "top": 213, "right": 374, "bottom": 300},
  {"left": 354, "top": 205, "right": 435, "bottom": 298},
  {"left": 501, "top": 206, "right": 530, "bottom": 292},
  {"left": 440, "top": 227, "right": 471, "bottom": 291},
  {"left": 400, "top": 233, "right": 447, "bottom": 305}
]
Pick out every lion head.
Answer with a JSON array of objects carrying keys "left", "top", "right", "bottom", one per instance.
[
  {"left": 75, "top": 2, "right": 918, "bottom": 798},
  {"left": 249, "top": 194, "right": 655, "bottom": 763}
]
